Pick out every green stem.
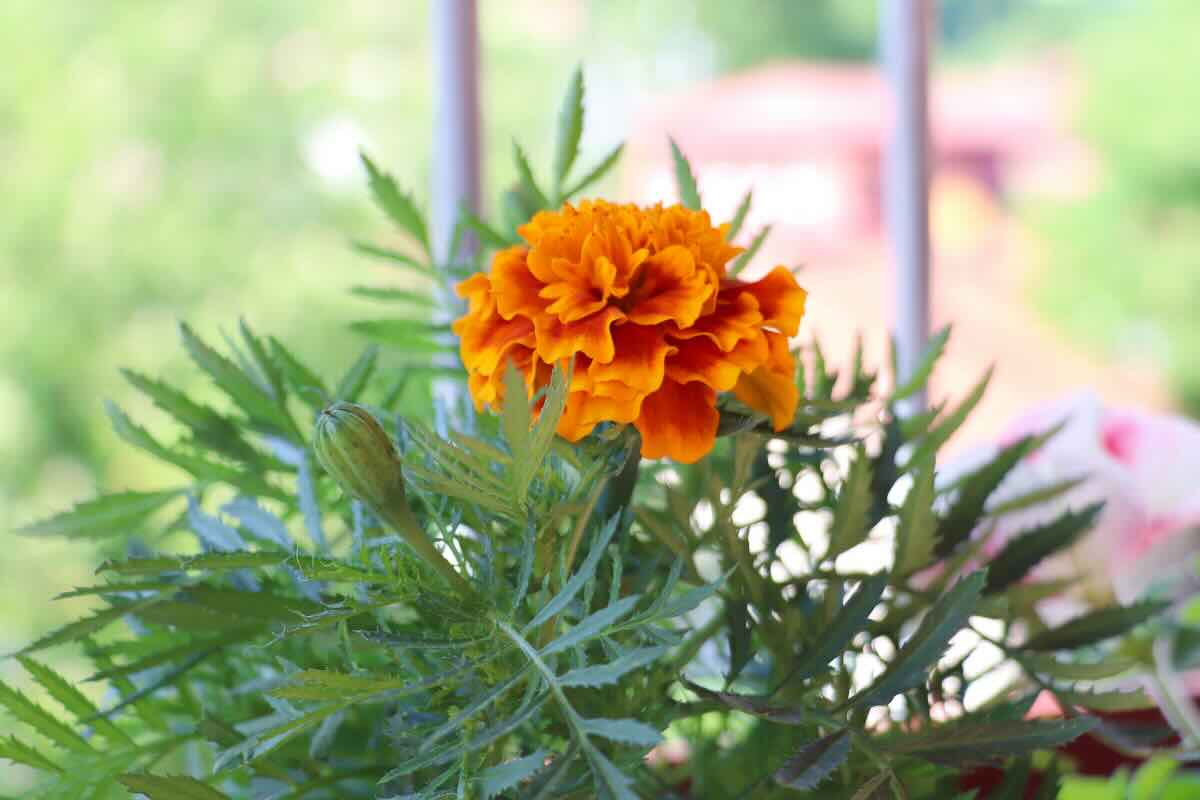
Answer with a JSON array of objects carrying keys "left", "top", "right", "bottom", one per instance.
[
  {"left": 596, "top": 429, "right": 642, "bottom": 529},
  {"left": 376, "top": 493, "right": 477, "bottom": 600}
]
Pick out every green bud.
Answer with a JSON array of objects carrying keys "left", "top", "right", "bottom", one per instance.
[{"left": 313, "top": 402, "right": 403, "bottom": 512}]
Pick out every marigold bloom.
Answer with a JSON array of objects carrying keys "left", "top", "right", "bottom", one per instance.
[{"left": 452, "top": 200, "right": 807, "bottom": 463}]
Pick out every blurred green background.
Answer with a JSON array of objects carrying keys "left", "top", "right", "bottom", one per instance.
[{"left": 2, "top": 0, "right": 1194, "bottom": 790}]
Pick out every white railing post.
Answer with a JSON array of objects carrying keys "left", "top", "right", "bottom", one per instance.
[
  {"left": 429, "top": 0, "right": 482, "bottom": 421},
  {"left": 881, "top": 0, "right": 932, "bottom": 413}
]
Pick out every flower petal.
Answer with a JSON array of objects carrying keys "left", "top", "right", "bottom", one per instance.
[
  {"left": 729, "top": 266, "right": 808, "bottom": 336},
  {"left": 492, "top": 247, "right": 548, "bottom": 321},
  {"left": 666, "top": 333, "right": 769, "bottom": 391},
  {"left": 534, "top": 305, "right": 626, "bottom": 364},
  {"left": 667, "top": 291, "right": 764, "bottom": 352},
  {"left": 732, "top": 331, "right": 798, "bottom": 431},
  {"left": 636, "top": 379, "right": 719, "bottom": 464},
  {"left": 588, "top": 324, "right": 675, "bottom": 394},
  {"left": 625, "top": 245, "right": 714, "bottom": 327}
]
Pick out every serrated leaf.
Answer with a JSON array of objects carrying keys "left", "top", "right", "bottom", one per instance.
[
  {"left": 179, "top": 323, "right": 295, "bottom": 436},
  {"left": 903, "top": 366, "right": 993, "bottom": 471},
  {"left": 584, "top": 746, "right": 639, "bottom": 800},
  {"left": 18, "top": 594, "right": 171, "bottom": 655},
  {"left": 827, "top": 448, "right": 874, "bottom": 559},
  {"left": 512, "top": 141, "right": 549, "bottom": 211},
  {"left": 985, "top": 504, "right": 1103, "bottom": 593},
  {"left": 728, "top": 224, "right": 771, "bottom": 276},
  {"left": 542, "top": 594, "right": 641, "bottom": 656},
  {"left": 239, "top": 319, "right": 285, "bottom": 402},
  {"left": 681, "top": 678, "right": 808, "bottom": 725},
  {"left": 86, "top": 628, "right": 255, "bottom": 683},
  {"left": 893, "top": 326, "right": 951, "bottom": 402},
  {"left": 668, "top": 137, "right": 701, "bottom": 210},
  {"left": 122, "top": 370, "right": 256, "bottom": 461},
  {"left": 1055, "top": 687, "right": 1156, "bottom": 712},
  {"left": 895, "top": 466, "right": 937, "bottom": 575},
  {"left": 0, "top": 734, "right": 63, "bottom": 773},
  {"left": 563, "top": 142, "right": 624, "bottom": 198},
  {"left": 726, "top": 189, "right": 753, "bottom": 241},
  {"left": 186, "top": 497, "right": 245, "bottom": 552},
  {"left": 118, "top": 774, "right": 232, "bottom": 799},
  {"left": 559, "top": 646, "right": 667, "bottom": 688},
  {"left": 16, "top": 489, "right": 183, "bottom": 540},
  {"left": 988, "top": 476, "right": 1087, "bottom": 517},
  {"left": 773, "top": 729, "right": 851, "bottom": 791},
  {"left": 360, "top": 152, "right": 429, "bottom": 253},
  {"left": 1021, "top": 653, "right": 1136, "bottom": 682},
  {"left": 935, "top": 434, "right": 1038, "bottom": 558},
  {"left": 477, "top": 750, "right": 550, "bottom": 799},
  {"left": 580, "top": 717, "right": 663, "bottom": 747},
  {"left": 850, "top": 772, "right": 891, "bottom": 800},
  {"left": 271, "top": 670, "right": 406, "bottom": 702},
  {"left": 886, "top": 717, "right": 1097, "bottom": 765},
  {"left": 650, "top": 572, "right": 727, "bottom": 620},
  {"left": 16, "top": 657, "right": 130, "bottom": 744},
  {"left": 553, "top": 67, "right": 585, "bottom": 189},
  {"left": 96, "top": 551, "right": 288, "bottom": 576},
  {"left": 348, "top": 319, "right": 447, "bottom": 352},
  {"left": 788, "top": 572, "right": 888, "bottom": 684},
  {"left": 458, "top": 206, "right": 517, "bottom": 250},
  {"left": 1023, "top": 601, "right": 1169, "bottom": 651},
  {"left": 848, "top": 571, "right": 986, "bottom": 710},
  {"left": 349, "top": 285, "right": 432, "bottom": 306},
  {"left": 525, "top": 515, "right": 619, "bottom": 632},
  {"left": 334, "top": 344, "right": 378, "bottom": 403},
  {"left": 0, "top": 681, "right": 90, "bottom": 752},
  {"left": 268, "top": 336, "right": 330, "bottom": 411}
]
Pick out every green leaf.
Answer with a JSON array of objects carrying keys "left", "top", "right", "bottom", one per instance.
[
  {"left": 360, "top": 152, "right": 429, "bottom": 254},
  {"left": 1130, "top": 757, "right": 1180, "bottom": 800},
  {"left": 579, "top": 717, "right": 663, "bottom": 747},
  {"left": 96, "top": 551, "right": 289, "bottom": 576},
  {"left": 885, "top": 717, "right": 1097, "bottom": 765},
  {"left": 271, "top": 670, "right": 406, "bottom": 702},
  {"left": 728, "top": 224, "right": 771, "bottom": 276},
  {"left": 669, "top": 137, "right": 701, "bottom": 210},
  {"left": 680, "top": 679, "right": 807, "bottom": 725},
  {"left": 16, "top": 657, "right": 131, "bottom": 744},
  {"left": 334, "top": 344, "right": 378, "bottom": 402},
  {"left": 563, "top": 142, "right": 624, "bottom": 198},
  {"left": 542, "top": 594, "right": 641, "bottom": 656},
  {"left": 478, "top": 749, "right": 550, "bottom": 799},
  {"left": 903, "top": 366, "right": 993, "bottom": 471},
  {"left": 787, "top": 572, "right": 888, "bottom": 684},
  {"left": 525, "top": 515, "right": 619, "bottom": 632},
  {"left": 349, "top": 239, "right": 432, "bottom": 275},
  {"left": 16, "top": 490, "right": 183, "bottom": 540},
  {"left": 19, "top": 594, "right": 171, "bottom": 655},
  {"left": 349, "top": 285, "right": 432, "bottom": 305},
  {"left": 268, "top": 336, "right": 330, "bottom": 411},
  {"left": 348, "top": 319, "right": 447, "bottom": 352},
  {"left": 893, "top": 326, "right": 951, "bottom": 402},
  {"left": 0, "top": 681, "right": 90, "bottom": 752},
  {"left": 553, "top": 67, "right": 585, "bottom": 190},
  {"left": 559, "top": 646, "right": 667, "bottom": 688},
  {"left": 985, "top": 504, "right": 1103, "bottom": 593},
  {"left": 239, "top": 318, "right": 285, "bottom": 402},
  {"left": 1023, "top": 601, "right": 1169, "bottom": 651},
  {"left": 987, "top": 476, "right": 1087, "bottom": 517},
  {"left": 118, "top": 774, "right": 232, "bottom": 800},
  {"left": 895, "top": 466, "right": 937, "bottom": 575},
  {"left": 935, "top": 434, "right": 1038, "bottom": 558},
  {"left": 512, "top": 141, "right": 549, "bottom": 211},
  {"left": 649, "top": 572, "right": 727, "bottom": 620},
  {"left": 1022, "top": 653, "right": 1137, "bottom": 681},
  {"left": 1055, "top": 687, "right": 1157, "bottom": 712},
  {"left": 122, "top": 370, "right": 257, "bottom": 462},
  {"left": 457, "top": 206, "right": 517, "bottom": 250},
  {"left": 726, "top": 189, "right": 753, "bottom": 241},
  {"left": 773, "top": 729, "right": 851, "bottom": 791},
  {"left": 827, "top": 448, "right": 874, "bottom": 559},
  {"left": 849, "top": 772, "right": 891, "bottom": 800},
  {"left": 0, "top": 734, "right": 63, "bottom": 774},
  {"left": 848, "top": 571, "right": 986, "bottom": 710},
  {"left": 179, "top": 323, "right": 295, "bottom": 436},
  {"left": 584, "top": 746, "right": 639, "bottom": 800}
]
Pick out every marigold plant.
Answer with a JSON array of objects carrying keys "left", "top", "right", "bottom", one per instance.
[
  {"left": 454, "top": 200, "right": 807, "bottom": 462},
  {"left": 5, "top": 68, "right": 1190, "bottom": 800}
]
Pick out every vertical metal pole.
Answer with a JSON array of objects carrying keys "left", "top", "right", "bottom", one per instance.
[
  {"left": 430, "top": 0, "right": 481, "bottom": 420},
  {"left": 881, "top": 0, "right": 932, "bottom": 413}
]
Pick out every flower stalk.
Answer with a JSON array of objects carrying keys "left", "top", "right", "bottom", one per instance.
[{"left": 313, "top": 402, "right": 476, "bottom": 599}]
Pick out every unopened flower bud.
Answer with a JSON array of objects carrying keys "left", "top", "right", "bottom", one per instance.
[{"left": 313, "top": 402, "right": 403, "bottom": 512}]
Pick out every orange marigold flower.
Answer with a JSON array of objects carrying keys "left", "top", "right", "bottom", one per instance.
[{"left": 452, "top": 200, "right": 807, "bottom": 463}]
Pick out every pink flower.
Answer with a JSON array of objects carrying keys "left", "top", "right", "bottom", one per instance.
[{"left": 947, "top": 391, "right": 1200, "bottom": 608}]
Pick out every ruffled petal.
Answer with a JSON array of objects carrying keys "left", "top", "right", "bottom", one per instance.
[
  {"left": 666, "top": 291, "right": 764, "bottom": 352},
  {"left": 624, "top": 245, "right": 714, "bottom": 327},
  {"left": 666, "top": 332, "right": 769, "bottom": 391},
  {"left": 729, "top": 266, "right": 808, "bottom": 336},
  {"left": 491, "top": 247, "right": 548, "bottom": 321},
  {"left": 533, "top": 305, "right": 625, "bottom": 363},
  {"left": 454, "top": 312, "right": 535, "bottom": 377},
  {"left": 636, "top": 379, "right": 719, "bottom": 464},
  {"left": 588, "top": 324, "right": 674, "bottom": 394},
  {"left": 733, "top": 331, "right": 798, "bottom": 431}
]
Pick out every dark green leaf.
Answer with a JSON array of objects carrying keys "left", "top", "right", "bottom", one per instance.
[
  {"left": 669, "top": 138, "right": 701, "bottom": 210},
  {"left": 1021, "top": 653, "right": 1137, "bottom": 681},
  {"left": 985, "top": 504, "right": 1103, "bottom": 593},
  {"left": 478, "top": 749, "right": 550, "bottom": 799},
  {"left": 681, "top": 679, "right": 807, "bottom": 725},
  {"left": 348, "top": 319, "right": 447, "bottom": 352},
  {"left": 787, "top": 572, "right": 888, "bottom": 684},
  {"left": 0, "top": 681, "right": 90, "bottom": 752},
  {"left": 895, "top": 466, "right": 937, "bottom": 575},
  {"left": 903, "top": 366, "right": 993, "bottom": 471},
  {"left": 524, "top": 515, "right": 619, "bottom": 632},
  {"left": 179, "top": 323, "right": 295, "bottom": 436},
  {"left": 268, "top": 336, "right": 329, "bottom": 411},
  {"left": 893, "top": 326, "right": 951, "bottom": 402},
  {"left": 559, "top": 646, "right": 667, "bottom": 688},
  {"left": 0, "top": 734, "right": 62, "bottom": 773},
  {"left": 16, "top": 490, "right": 183, "bottom": 540},
  {"left": 726, "top": 189, "right": 753, "bottom": 241},
  {"left": 773, "top": 729, "right": 851, "bottom": 791},
  {"left": 1024, "top": 601, "right": 1169, "bottom": 651},
  {"left": 16, "top": 657, "right": 130, "bottom": 744},
  {"left": 827, "top": 448, "right": 874, "bottom": 559},
  {"left": 96, "top": 551, "right": 289, "bottom": 576},
  {"left": 935, "top": 435, "right": 1038, "bottom": 558},
  {"left": 334, "top": 344, "right": 378, "bottom": 403},
  {"left": 886, "top": 717, "right": 1097, "bottom": 765},
  {"left": 848, "top": 571, "right": 986, "bottom": 710},
  {"left": 118, "top": 774, "right": 232, "bottom": 799},
  {"left": 728, "top": 224, "right": 771, "bottom": 276},
  {"left": 512, "top": 141, "right": 549, "bottom": 211},
  {"left": 457, "top": 206, "right": 517, "bottom": 250},
  {"left": 122, "top": 370, "right": 257, "bottom": 462},
  {"left": 553, "top": 67, "right": 585, "bottom": 189},
  {"left": 579, "top": 717, "right": 662, "bottom": 747},
  {"left": 563, "top": 143, "right": 624, "bottom": 198},
  {"left": 360, "top": 152, "right": 429, "bottom": 254},
  {"left": 1055, "top": 687, "right": 1156, "bottom": 712}
]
